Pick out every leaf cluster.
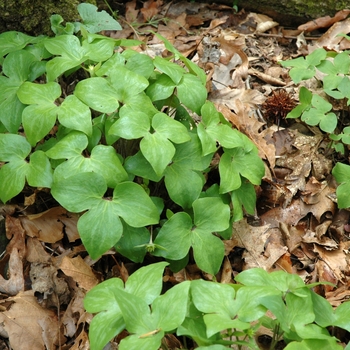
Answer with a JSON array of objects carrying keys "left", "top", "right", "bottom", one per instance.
[
  {"left": 0, "top": 4, "right": 264, "bottom": 276},
  {"left": 85, "top": 262, "right": 350, "bottom": 350},
  {"left": 280, "top": 46, "right": 350, "bottom": 145},
  {"left": 280, "top": 42, "right": 350, "bottom": 211}
]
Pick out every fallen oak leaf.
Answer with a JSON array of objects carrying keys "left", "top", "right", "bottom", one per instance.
[
  {"left": 0, "top": 290, "right": 61, "bottom": 350},
  {"left": 60, "top": 256, "right": 99, "bottom": 291}
]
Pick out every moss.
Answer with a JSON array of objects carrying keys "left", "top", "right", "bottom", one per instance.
[{"left": 0, "top": 0, "right": 97, "bottom": 35}]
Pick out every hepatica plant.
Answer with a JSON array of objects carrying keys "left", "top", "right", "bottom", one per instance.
[{"left": 0, "top": 4, "right": 264, "bottom": 274}]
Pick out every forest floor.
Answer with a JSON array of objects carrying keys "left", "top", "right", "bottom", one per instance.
[{"left": 1, "top": 1, "right": 350, "bottom": 349}]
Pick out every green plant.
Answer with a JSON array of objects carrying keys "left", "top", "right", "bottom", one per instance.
[
  {"left": 0, "top": 4, "right": 264, "bottom": 276},
  {"left": 85, "top": 262, "right": 350, "bottom": 350},
  {"left": 280, "top": 45, "right": 350, "bottom": 153}
]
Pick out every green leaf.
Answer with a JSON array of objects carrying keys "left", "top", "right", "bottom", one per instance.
[
  {"left": 96, "top": 52, "right": 125, "bottom": 77},
  {"left": 219, "top": 147, "right": 264, "bottom": 193},
  {"left": 22, "top": 103, "right": 58, "bottom": 145},
  {"left": 165, "top": 165, "right": 204, "bottom": 208},
  {"left": 191, "top": 279, "right": 237, "bottom": 315},
  {"left": 152, "top": 112, "right": 191, "bottom": 144},
  {"left": 146, "top": 73, "right": 176, "bottom": 101},
  {"left": 233, "top": 287, "right": 271, "bottom": 322},
  {"left": 115, "top": 289, "right": 154, "bottom": 334},
  {"left": 119, "top": 333, "right": 163, "bottom": 350},
  {"left": 235, "top": 268, "right": 304, "bottom": 292},
  {"left": 74, "top": 77, "right": 120, "bottom": 113},
  {"left": 333, "top": 300, "right": 350, "bottom": 331},
  {"left": 197, "top": 345, "right": 232, "bottom": 350},
  {"left": 0, "top": 160, "right": 28, "bottom": 203},
  {"left": 125, "top": 262, "right": 168, "bottom": 304},
  {"left": 311, "top": 293, "right": 335, "bottom": 328},
  {"left": 51, "top": 172, "right": 106, "bottom": 212},
  {"left": 177, "top": 74, "right": 207, "bottom": 114},
  {"left": 17, "top": 81, "right": 61, "bottom": 104},
  {"left": 109, "top": 106, "right": 150, "bottom": 139},
  {"left": 58, "top": 95, "right": 92, "bottom": 136},
  {"left": 140, "top": 132, "right": 175, "bottom": 176},
  {"left": 177, "top": 317, "right": 218, "bottom": 347},
  {"left": 83, "top": 35, "right": 116, "bottom": 62},
  {"left": 152, "top": 281, "right": 190, "bottom": 331},
  {"left": 84, "top": 278, "right": 124, "bottom": 313},
  {"left": 46, "top": 131, "right": 88, "bottom": 159},
  {"left": 153, "top": 56, "right": 185, "bottom": 84},
  {"left": 2, "top": 50, "right": 38, "bottom": 83},
  {"left": 50, "top": 14, "right": 75, "bottom": 35},
  {"left": 0, "top": 31, "right": 37, "bottom": 57},
  {"left": 285, "top": 339, "right": 343, "bottom": 350},
  {"left": 108, "top": 67, "right": 149, "bottom": 103},
  {"left": 231, "top": 180, "right": 256, "bottom": 221},
  {"left": 53, "top": 145, "right": 128, "bottom": 188},
  {"left": 153, "top": 212, "right": 192, "bottom": 260},
  {"left": 77, "top": 3, "right": 122, "bottom": 33},
  {"left": 112, "top": 182, "right": 160, "bottom": 227},
  {"left": 124, "top": 151, "right": 162, "bottom": 182},
  {"left": 125, "top": 51, "right": 154, "bottom": 79},
  {"left": 0, "top": 134, "right": 31, "bottom": 161},
  {"left": 123, "top": 332, "right": 165, "bottom": 350},
  {"left": 115, "top": 222, "right": 149, "bottom": 263},
  {"left": 89, "top": 311, "right": 125, "bottom": 350},
  {"left": 306, "top": 48, "right": 327, "bottom": 66},
  {"left": 0, "top": 77, "right": 25, "bottom": 132},
  {"left": 78, "top": 200, "right": 123, "bottom": 259},
  {"left": 27, "top": 151, "right": 53, "bottom": 188},
  {"left": 163, "top": 134, "right": 212, "bottom": 208},
  {"left": 44, "top": 35, "right": 87, "bottom": 81},
  {"left": 193, "top": 197, "right": 230, "bottom": 232},
  {"left": 204, "top": 314, "right": 250, "bottom": 338},
  {"left": 192, "top": 227, "right": 225, "bottom": 275},
  {"left": 84, "top": 278, "right": 125, "bottom": 350},
  {"left": 333, "top": 51, "right": 350, "bottom": 74}
]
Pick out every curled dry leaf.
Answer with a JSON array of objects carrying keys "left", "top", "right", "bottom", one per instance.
[
  {"left": 298, "top": 9, "right": 350, "bottom": 32},
  {"left": 314, "top": 17, "right": 350, "bottom": 50},
  {"left": 0, "top": 248, "right": 24, "bottom": 295}
]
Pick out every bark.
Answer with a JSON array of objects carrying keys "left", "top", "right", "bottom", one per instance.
[
  {"left": 0, "top": 0, "right": 96, "bottom": 36},
  {"left": 210, "top": 0, "right": 350, "bottom": 26}
]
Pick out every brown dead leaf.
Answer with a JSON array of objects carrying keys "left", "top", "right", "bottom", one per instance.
[
  {"left": 60, "top": 256, "right": 99, "bottom": 291},
  {"left": 5, "top": 216, "right": 26, "bottom": 258},
  {"left": 61, "top": 289, "right": 89, "bottom": 339},
  {"left": 140, "top": 0, "right": 162, "bottom": 21},
  {"left": 30, "top": 262, "right": 70, "bottom": 306},
  {"left": 0, "top": 291, "right": 61, "bottom": 350},
  {"left": 298, "top": 9, "right": 350, "bottom": 32},
  {"left": 26, "top": 237, "right": 51, "bottom": 263},
  {"left": 220, "top": 257, "right": 233, "bottom": 283},
  {"left": 313, "top": 242, "right": 350, "bottom": 282},
  {"left": 125, "top": 0, "right": 139, "bottom": 23},
  {"left": 20, "top": 207, "right": 79, "bottom": 244},
  {"left": 0, "top": 248, "right": 24, "bottom": 295},
  {"left": 232, "top": 219, "right": 288, "bottom": 270},
  {"left": 248, "top": 67, "right": 286, "bottom": 86},
  {"left": 314, "top": 17, "right": 350, "bottom": 50}
]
